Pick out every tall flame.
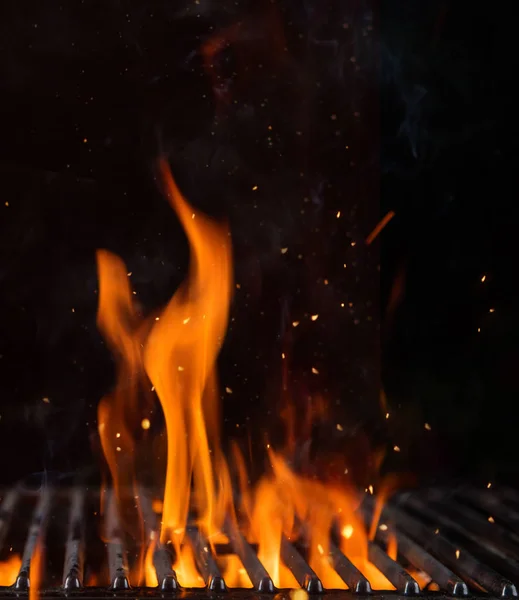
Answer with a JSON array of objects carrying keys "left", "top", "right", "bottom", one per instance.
[{"left": 144, "top": 159, "right": 233, "bottom": 542}]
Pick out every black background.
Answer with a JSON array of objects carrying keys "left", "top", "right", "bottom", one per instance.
[{"left": 0, "top": 0, "right": 515, "bottom": 487}]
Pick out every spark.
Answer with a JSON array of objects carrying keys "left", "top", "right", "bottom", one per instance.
[
  {"left": 393, "top": 445, "right": 401, "bottom": 452},
  {"left": 488, "top": 516, "right": 495, "bottom": 523},
  {"left": 351, "top": 241, "right": 356, "bottom": 247},
  {"left": 385, "top": 412, "right": 390, "bottom": 419},
  {"left": 434, "top": 529, "right": 440, "bottom": 534},
  {"left": 155, "top": 317, "right": 160, "bottom": 321},
  {"left": 191, "top": 213, "right": 196, "bottom": 219},
  {"left": 42, "top": 397, "right": 50, "bottom": 404},
  {"left": 342, "top": 524, "right": 354, "bottom": 539},
  {"left": 487, "top": 482, "right": 492, "bottom": 489},
  {"left": 366, "top": 211, "right": 396, "bottom": 245},
  {"left": 281, "top": 247, "right": 288, "bottom": 254},
  {"left": 481, "top": 275, "right": 486, "bottom": 282},
  {"left": 311, "top": 314, "right": 319, "bottom": 321},
  {"left": 489, "top": 308, "right": 495, "bottom": 313},
  {"left": 424, "top": 423, "right": 431, "bottom": 430},
  {"left": 116, "top": 447, "right": 121, "bottom": 452},
  {"left": 225, "top": 387, "right": 233, "bottom": 394},
  {"left": 177, "top": 366, "right": 185, "bottom": 371},
  {"left": 116, "top": 432, "right": 121, "bottom": 438},
  {"left": 317, "top": 544, "right": 324, "bottom": 555},
  {"left": 341, "top": 303, "right": 345, "bottom": 307},
  {"left": 336, "top": 211, "right": 341, "bottom": 218},
  {"left": 281, "top": 353, "right": 285, "bottom": 359},
  {"left": 336, "top": 424, "right": 344, "bottom": 432},
  {"left": 183, "top": 317, "right": 191, "bottom": 324},
  {"left": 368, "top": 485, "right": 374, "bottom": 495},
  {"left": 252, "top": 185, "right": 258, "bottom": 191},
  {"left": 455, "top": 550, "right": 460, "bottom": 559},
  {"left": 141, "top": 418, "right": 151, "bottom": 430},
  {"left": 311, "top": 367, "right": 319, "bottom": 374},
  {"left": 292, "top": 321, "right": 300, "bottom": 327},
  {"left": 83, "top": 138, "right": 88, "bottom": 143},
  {"left": 379, "top": 524, "right": 388, "bottom": 531}
]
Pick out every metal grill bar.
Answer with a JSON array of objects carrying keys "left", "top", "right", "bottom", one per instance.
[
  {"left": 185, "top": 526, "right": 226, "bottom": 592},
  {"left": 0, "top": 488, "right": 19, "bottom": 550},
  {"left": 368, "top": 541, "right": 420, "bottom": 595},
  {"left": 105, "top": 491, "right": 130, "bottom": 590},
  {"left": 14, "top": 487, "right": 52, "bottom": 591},
  {"left": 62, "top": 488, "right": 85, "bottom": 590},
  {"left": 225, "top": 517, "right": 274, "bottom": 592},
  {"left": 139, "top": 491, "right": 179, "bottom": 591},
  {"left": 328, "top": 541, "right": 372, "bottom": 593},
  {"left": 280, "top": 536, "right": 323, "bottom": 593}
]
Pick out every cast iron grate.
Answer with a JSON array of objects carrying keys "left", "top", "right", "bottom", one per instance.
[{"left": 1, "top": 485, "right": 519, "bottom": 598}]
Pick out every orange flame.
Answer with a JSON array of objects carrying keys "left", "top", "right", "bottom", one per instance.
[
  {"left": 144, "top": 159, "right": 233, "bottom": 542},
  {"left": 29, "top": 543, "right": 43, "bottom": 600},
  {"left": 0, "top": 554, "right": 21, "bottom": 586}
]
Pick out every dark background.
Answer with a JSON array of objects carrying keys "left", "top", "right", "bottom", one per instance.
[{"left": 0, "top": 0, "right": 515, "bottom": 486}]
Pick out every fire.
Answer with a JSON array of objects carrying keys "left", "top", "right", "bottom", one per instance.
[
  {"left": 144, "top": 159, "right": 233, "bottom": 543},
  {"left": 96, "top": 157, "right": 395, "bottom": 590},
  {"left": 0, "top": 554, "right": 21, "bottom": 586},
  {"left": 173, "top": 545, "right": 204, "bottom": 587},
  {"left": 29, "top": 542, "right": 43, "bottom": 600}
]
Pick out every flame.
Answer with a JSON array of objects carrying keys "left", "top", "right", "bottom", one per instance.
[
  {"left": 96, "top": 249, "right": 148, "bottom": 584},
  {"left": 219, "top": 555, "right": 252, "bottom": 588},
  {"left": 144, "top": 159, "right": 233, "bottom": 542},
  {"left": 29, "top": 542, "right": 43, "bottom": 600},
  {"left": 144, "top": 539, "right": 158, "bottom": 587},
  {"left": 173, "top": 544, "right": 204, "bottom": 587},
  {"left": 0, "top": 554, "right": 21, "bottom": 586}
]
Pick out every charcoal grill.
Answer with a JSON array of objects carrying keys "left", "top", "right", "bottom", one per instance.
[{"left": 1, "top": 485, "right": 519, "bottom": 598}]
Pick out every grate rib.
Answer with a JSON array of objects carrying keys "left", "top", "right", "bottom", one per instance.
[
  {"left": 368, "top": 540, "right": 419, "bottom": 595},
  {"left": 105, "top": 490, "right": 130, "bottom": 590},
  {"left": 0, "top": 487, "right": 19, "bottom": 551},
  {"left": 185, "top": 525, "right": 227, "bottom": 592},
  {"left": 225, "top": 517, "right": 274, "bottom": 592},
  {"left": 139, "top": 492, "right": 178, "bottom": 591},
  {"left": 280, "top": 536, "right": 323, "bottom": 593},
  {"left": 14, "top": 487, "right": 52, "bottom": 591},
  {"left": 63, "top": 488, "right": 85, "bottom": 589},
  {"left": 328, "top": 541, "right": 372, "bottom": 593}
]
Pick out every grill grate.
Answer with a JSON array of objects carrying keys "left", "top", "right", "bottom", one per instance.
[{"left": 1, "top": 486, "right": 519, "bottom": 598}]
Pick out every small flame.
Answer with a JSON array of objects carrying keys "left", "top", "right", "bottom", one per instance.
[
  {"left": 29, "top": 542, "right": 44, "bottom": 600},
  {"left": 0, "top": 554, "right": 21, "bottom": 586},
  {"left": 173, "top": 544, "right": 205, "bottom": 587},
  {"left": 219, "top": 555, "right": 252, "bottom": 588},
  {"left": 144, "top": 539, "right": 158, "bottom": 587}
]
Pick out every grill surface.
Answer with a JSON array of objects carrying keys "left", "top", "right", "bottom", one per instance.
[{"left": 1, "top": 485, "right": 519, "bottom": 598}]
